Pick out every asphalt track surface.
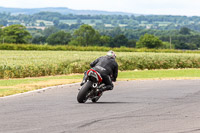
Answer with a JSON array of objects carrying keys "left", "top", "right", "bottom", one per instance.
[{"left": 1, "top": 80, "right": 200, "bottom": 133}]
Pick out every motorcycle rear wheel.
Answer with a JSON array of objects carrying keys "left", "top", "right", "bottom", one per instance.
[{"left": 77, "top": 81, "right": 92, "bottom": 103}]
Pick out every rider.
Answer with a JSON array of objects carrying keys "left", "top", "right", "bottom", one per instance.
[{"left": 81, "top": 50, "right": 118, "bottom": 92}]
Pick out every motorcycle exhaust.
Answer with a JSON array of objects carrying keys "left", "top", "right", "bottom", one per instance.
[{"left": 92, "top": 83, "right": 98, "bottom": 88}]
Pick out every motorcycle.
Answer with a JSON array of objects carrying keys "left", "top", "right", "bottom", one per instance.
[{"left": 77, "top": 69, "right": 105, "bottom": 103}]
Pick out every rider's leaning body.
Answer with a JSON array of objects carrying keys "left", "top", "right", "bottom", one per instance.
[{"left": 81, "top": 50, "right": 118, "bottom": 92}]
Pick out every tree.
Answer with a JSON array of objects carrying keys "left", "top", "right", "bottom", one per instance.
[
  {"left": 109, "top": 27, "right": 122, "bottom": 37},
  {"left": 99, "top": 35, "right": 111, "bottom": 46},
  {"left": 179, "top": 27, "right": 191, "bottom": 35},
  {"left": 0, "top": 19, "right": 8, "bottom": 26},
  {"left": 43, "top": 26, "right": 59, "bottom": 37},
  {"left": 58, "top": 23, "right": 69, "bottom": 29},
  {"left": 175, "top": 42, "right": 197, "bottom": 50},
  {"left": 47, "top": 31, "right": 71, "bottom": 45},
  {"left": 0, "top": 26, "right": 3, "bottom": 43},
  {"left": 113, "top": 34, "right": 128, "bottom": 47},
  {"left": 71, "top": 24, "right": 100, "bottom": 46},
  {"left": 2, "top": 24, "right": 31, "bottom": 44},
  {"left": 39, "top": 22, "right": 45, "bottom": 26},
  {"left": 127, "top": 39, "right": 136, "bottom": 47},
  {"left": 53, "top": 18, "right": 60, "bottom": 26},
  {"left": 31, "top": 32, "right": 46, "bottom": 44},
  {"left": 77, "top": 19, "right": 82, "bottom": 24},
  {"left": 136, "top": 34, "right": 163, "bottom": 48},
  {"left": 94, "top": 22, "right": 105, "bottom": 29},
  {"left": 69, "top": 24, "right": 80, "bottom": 30}
]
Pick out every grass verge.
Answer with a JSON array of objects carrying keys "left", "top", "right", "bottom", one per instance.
[{"left": 0, "top": 69, "right": 200, "bottom": 97}]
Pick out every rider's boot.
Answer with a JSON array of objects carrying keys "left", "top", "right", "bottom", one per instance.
[
  {"left": 80, "top": 81, "right": 85, "bottom": 86},
  {"left": 98, "top": 85, "right": 113, "bottom": 94}
]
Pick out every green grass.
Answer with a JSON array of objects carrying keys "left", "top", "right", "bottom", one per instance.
[
  {"left": 0, "top": 74, "right": 82, "bottom": 86},
  {"left": 0, "top": 69, "right": 200, "bottom": 97},
  {"left": 119, "top": 69, "right": 200, "bottom": 79}
]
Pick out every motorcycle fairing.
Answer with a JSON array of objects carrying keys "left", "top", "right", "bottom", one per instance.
[{"left": 87, "top": 69, "right": 103, "bottom": 83}]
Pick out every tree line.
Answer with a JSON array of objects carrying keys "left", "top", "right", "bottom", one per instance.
[
  {"left": 2, "top": 12, "right": 200, "bottom": 31},
  {"left": 1, "top": 24, "right": 200, "bottom": 50}
]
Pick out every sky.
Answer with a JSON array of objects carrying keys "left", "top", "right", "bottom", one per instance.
[{"left": 0, "top": 0, "right": 200, "bottom": 16}]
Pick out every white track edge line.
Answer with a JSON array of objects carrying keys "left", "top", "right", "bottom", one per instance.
[{"left": 0, "top": 82, "right": 80, "bottom": 99}]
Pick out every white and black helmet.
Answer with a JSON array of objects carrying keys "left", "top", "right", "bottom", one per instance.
[{"left": 107, "top": 50, "right": 116, "bottom": 59}]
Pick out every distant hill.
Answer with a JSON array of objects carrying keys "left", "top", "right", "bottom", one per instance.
[{"left": 0, "top": 7, "right": 136, "bottom": 16}]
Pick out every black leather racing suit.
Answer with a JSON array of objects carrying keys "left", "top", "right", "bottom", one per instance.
[{"left": 90, "top": 55, "right": 118, "bottom": 91}]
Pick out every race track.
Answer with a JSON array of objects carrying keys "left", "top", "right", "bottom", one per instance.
[{"left": 1, "top": 80, "right": 200, "bottom": 133}]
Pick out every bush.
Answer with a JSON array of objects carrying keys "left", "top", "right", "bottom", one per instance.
[
  {"left": 1, "top": 50, "right": 200, "bottom": 79},
  {"left": 136, "top": 34, "right": 163, "bottom": 49},
  {"left": 1, "top": 43, "right": 200, "bottom": 54}
]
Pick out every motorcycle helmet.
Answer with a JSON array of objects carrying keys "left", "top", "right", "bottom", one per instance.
[{"left": 107, "top": 50, "right": 116, "bottom": 59}]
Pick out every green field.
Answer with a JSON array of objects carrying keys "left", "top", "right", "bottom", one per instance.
[
  {"left": 1, "top": 50, "right": 200, "bottom": 79},
  {"left": 36, "top": 20, "right": 54, "bottom": 26}
]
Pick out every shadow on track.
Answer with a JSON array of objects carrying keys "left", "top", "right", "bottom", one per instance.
[{"left": 86, "top": 101, "right": 134, "bottom": 104}]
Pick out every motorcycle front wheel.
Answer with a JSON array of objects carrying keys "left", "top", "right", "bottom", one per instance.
[{"left": 77, "top": 81, "right": 92, "bottom": 103}]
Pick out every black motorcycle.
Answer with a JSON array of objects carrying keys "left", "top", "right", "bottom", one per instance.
[{"left": 77, "top": 69, "right": 105, "bottom": 103}]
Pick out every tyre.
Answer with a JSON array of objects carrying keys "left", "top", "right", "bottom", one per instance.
[{"left": 77, "top": 81, "right": 92, "bottom": 103}]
